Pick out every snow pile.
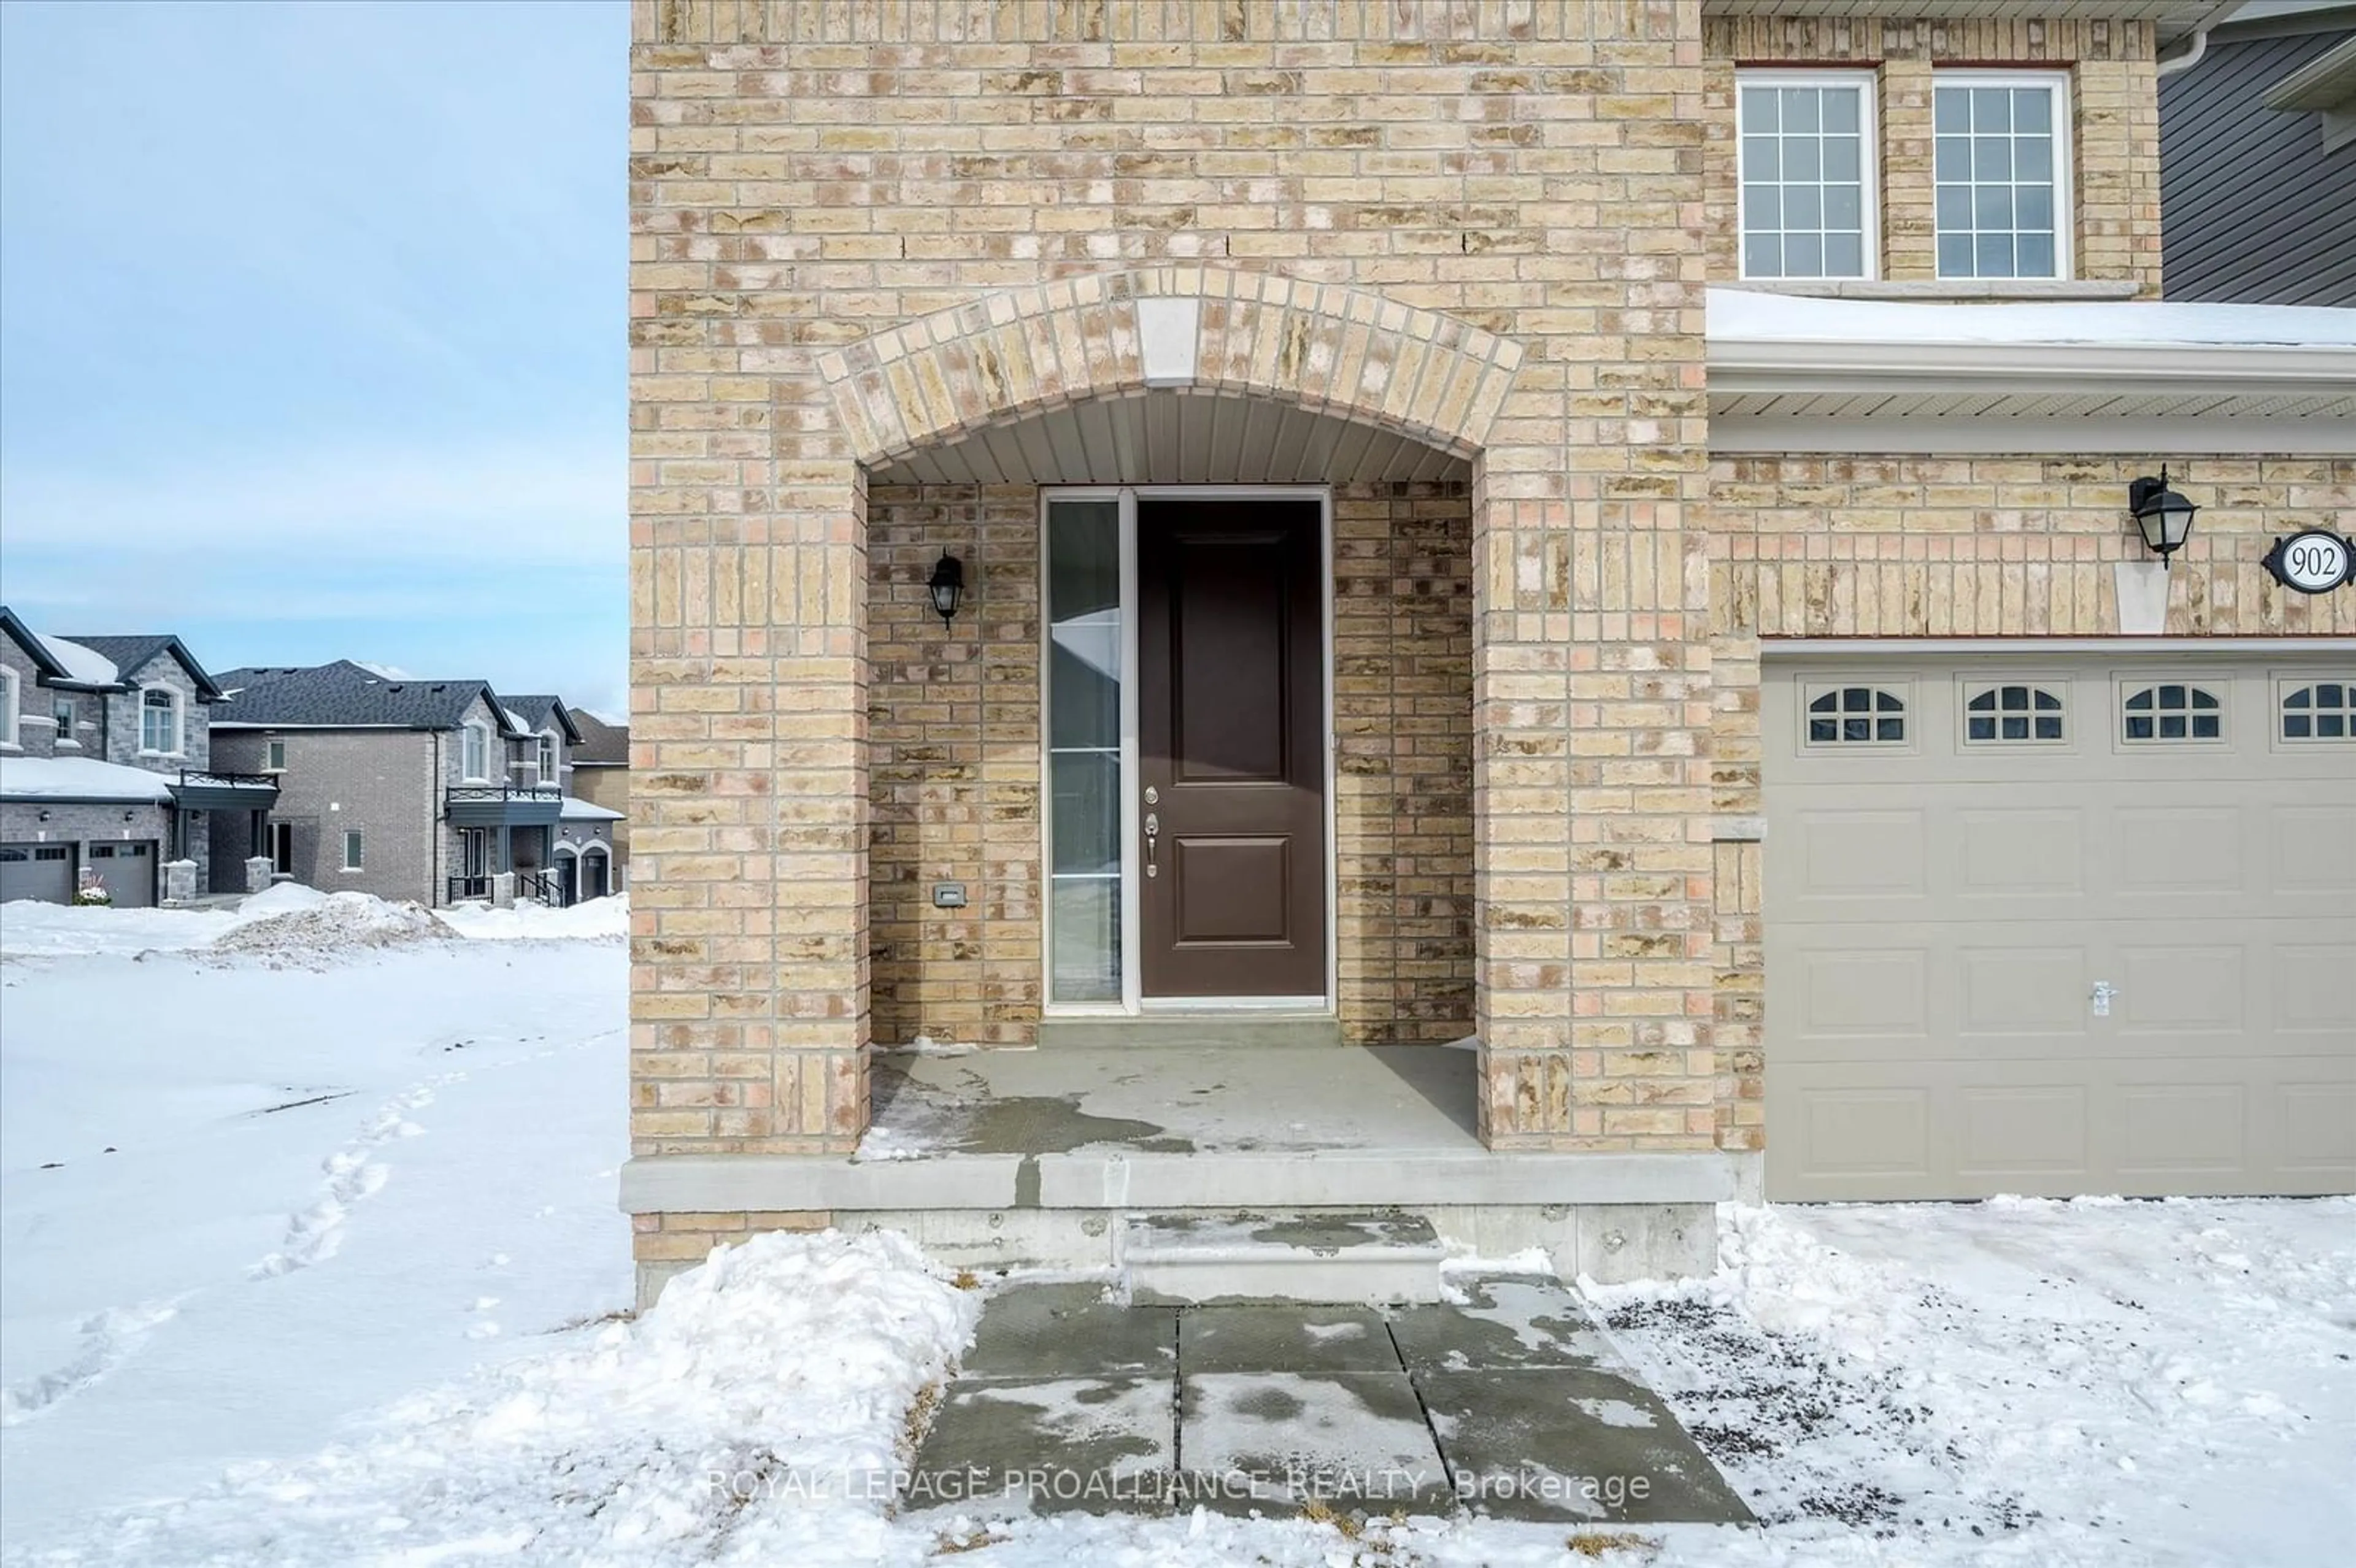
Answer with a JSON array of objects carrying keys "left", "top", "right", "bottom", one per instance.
[
  {"left": 208, "top": 890, "right": 454, "bottom": 963},
  {"left": 437, "top": 892, "right": 630, "bottom": 942},
  {"left": 1590, "top": 1199, "right": 2356, "bottom": 1562},
  {"left": 43, "top": 1229, "right": 979, "bottom": 1567},
  {"left": 1709, "top": 286, "right": 2356, "bottom": 348}
]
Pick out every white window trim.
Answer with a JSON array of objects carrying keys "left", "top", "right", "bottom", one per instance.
[
  {"left": 264, "top": 738, "right": 287, "bottom": 773},
  {"left": 536, "top": 729, "right": 559, "bottom": 780},
  {"left": 137, "top": 683, "right": 186, "bottom": 757},
  {"left": 1931, "top": 69, "right": 2075, "bottom": 282},
  {"left": 461, "top": 721, "right": 491, "bottom": 783},
  {"left": 341, "top": 829, "right": 365, "bottom": 872},
  {"left": 0, "top": 666, "right": 17, "bottom": 749},
  {"left": 1736, "top": 67, "right": 1882, "bottom": 283}
]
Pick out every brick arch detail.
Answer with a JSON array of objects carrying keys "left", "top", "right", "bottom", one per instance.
[{"left": 816, "top": 267, "right": 1526, "bottom": 468}]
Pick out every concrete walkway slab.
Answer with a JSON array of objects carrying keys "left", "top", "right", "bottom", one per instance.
[
  {"left": 1179, "top": 1305, "right": 1398, "bottom": 1374},
  {"left": 960, "top": 1284, "right": 1177, "bottom": 1379},
  {"left": 1390, "top": 1274, "right": 1625, "bottom": 1373},
  {"left": 1414, "top": 1366, "right": 1754, "bottom": 1525},
  {"left": 907, "top": 1375, "right": 1175, "bottom": 1516},
  {"left": 1180, "top": 1371, "right": 1452, "bottom": 1513}
]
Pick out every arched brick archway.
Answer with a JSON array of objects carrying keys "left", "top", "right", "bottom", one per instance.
[{"left": 815, "top": 267, "right": 1525, "bottom": 471}]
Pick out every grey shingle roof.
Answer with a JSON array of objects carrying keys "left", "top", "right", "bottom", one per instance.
[
  {"left": 53, "top": 633, "right": 226, "bottom": 699},
  {"left": 502, "top": 695, "right": 584, "bottom": 744},
  {"left": 569, "top": 710, "right": 630, "bottom": 766},
  {"left": 212, "top": 661, "right": 510, "bottom": 731}
]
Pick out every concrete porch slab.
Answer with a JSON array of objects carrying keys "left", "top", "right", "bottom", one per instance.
[
  {"left": 1414, "top": 1367, "right": 1754, "bottom": 1525},
  {"left": 1388, "top": 1275, "right": 1626, "bottom": 1374},
  {"left": 960, "top": 1283, "right": 1177, "bottom": 1380},
  {"left": 906, "top": 1375, "right": 1175, "bottom": 1516},
  {"left": 1178, "top": 1305, "right": 1399, "bottom": 1374},
  {"left": 1179, "top": 1371, "right": 1453, "bottom": 1513}
]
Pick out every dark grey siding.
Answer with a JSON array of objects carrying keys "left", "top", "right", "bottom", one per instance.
[{"left": 2161, "top": 28, "right": 2356, "bottom": 306}]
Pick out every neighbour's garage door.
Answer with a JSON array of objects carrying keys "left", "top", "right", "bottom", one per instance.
[
  {"left": 0, "top": 844, "right": 74, "bottom": 904},
  {"left": 87, "top": 841, "right": 157, "bottom": 909},
  {"left": 1765, "top": 655, "right": 2355, "bottom": 1201}
]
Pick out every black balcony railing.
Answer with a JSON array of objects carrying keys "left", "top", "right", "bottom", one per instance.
[
  {"left": 445, "top": 782, "right": 563, "bottom": 805},
  {"left": 178, "top": 768, "right": 279, "bottom": 789},
  {"left": 444, "top": 869, "right": 571, "bottom": 907}
]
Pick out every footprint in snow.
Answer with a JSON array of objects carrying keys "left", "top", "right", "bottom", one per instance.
[
  {"left": 247, "top": 1081, "right": 434, "bottom": 1281},
  {"left": 0, "top": 1296, "right": 187, "bottom": 1427}
]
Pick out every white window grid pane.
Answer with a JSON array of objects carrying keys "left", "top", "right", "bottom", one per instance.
[
  {"left": 1963, "top": 682, "right": 2067, "bottom": 744},
  {"left": 1934, "top": 78, "right": 2066, "bottom": 279},
  {"left": 2279, "top": 680, "right": 2355, "bottom": 742},
  {"left": 1802, "top": 683, "right": 1909, "bottom": 747},
  {"left": 2120, "top": 682, "right": 2223, "bottom": 743},
  {"left": 1739, "top": 77, "right": 1874, "bottom": 280}
]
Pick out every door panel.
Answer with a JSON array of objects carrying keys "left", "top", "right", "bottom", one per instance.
[{"left": 1138, "top": 499, "right": 1325, "bottom": 997}]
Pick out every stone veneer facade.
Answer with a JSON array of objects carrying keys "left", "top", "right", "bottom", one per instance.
[{"left": 626, "top": 2, "right": 2350, "bottom": 1280}]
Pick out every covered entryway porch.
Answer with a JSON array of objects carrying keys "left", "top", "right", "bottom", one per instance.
[{"left": 625, "top": 268, "right": 1727, "bottom": 1303}]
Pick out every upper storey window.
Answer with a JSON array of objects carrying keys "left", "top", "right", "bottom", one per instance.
[
  {"left": 1934, "top": 73, "right": 2071, "bottom": 279},
  {"left": 1738, "top": 72, "right": 1877, "bottom": 280}
]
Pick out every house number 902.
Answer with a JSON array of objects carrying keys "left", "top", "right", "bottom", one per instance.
[{"left": 2263, "top": 530, "right": 2355, "bottom": 595}]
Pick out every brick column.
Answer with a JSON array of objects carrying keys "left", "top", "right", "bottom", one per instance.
[{"left": 1472, "top": 1, "right": 1717, "bottom": 1151}]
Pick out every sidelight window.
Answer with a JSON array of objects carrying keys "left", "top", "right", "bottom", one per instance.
[{"left": 1045, "top": 498, "right": 1125, "bottom": 1004}]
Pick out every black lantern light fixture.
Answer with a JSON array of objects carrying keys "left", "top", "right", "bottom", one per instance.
[
  {"left": 927, "top": 551, "right": 965, "bottom": 628},
  {"left": 2128, "top": 467, "right": 2199, "bottom": 566}
]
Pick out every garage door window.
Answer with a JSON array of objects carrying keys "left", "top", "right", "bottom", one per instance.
[
  {"left": 1804, "top": 683, "right": 1908, "bottom": 745},
  {"left": 2280, "top": 680, "right": 2352, "bottom": 741},
  {"left": 1964, "top": 682, "right": 2065, "bottom": 743},
  {"left": 2122, "top": 682, "right": 2222, "bottom": 742}
]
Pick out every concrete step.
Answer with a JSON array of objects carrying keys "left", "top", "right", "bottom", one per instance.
[
  {"left": 1122, "top": 1210, "right": 1445, "bottom": 1305},
  {"left": 1037, "top": 1015, "right": 1342, "bottom": 1050}
]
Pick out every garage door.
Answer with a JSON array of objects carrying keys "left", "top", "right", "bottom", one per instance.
[
  {"left": 0, "top": 844, "right": 75, "bottom": 904},
  {"left": 87, "top": 841, "right": 156, "bottom": 909},
  {"left": 1765, "top": 655, "right": 2355, "bottom": 1201}
]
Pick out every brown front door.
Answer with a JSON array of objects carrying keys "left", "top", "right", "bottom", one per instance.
[{"left": 1138, "top": 499, "right": 1326, "bottom": 997}]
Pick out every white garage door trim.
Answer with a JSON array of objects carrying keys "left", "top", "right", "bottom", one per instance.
[{"left": 1764, "top": 650, "right": 2356, "bottom": 1202}]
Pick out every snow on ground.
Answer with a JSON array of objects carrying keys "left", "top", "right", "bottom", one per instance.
[
  {"left": 437, "top": 894, "right": 629, "bottom": 942},
  {"left": 4, "top": 900, "right": 2349, "bottom": 1566}
]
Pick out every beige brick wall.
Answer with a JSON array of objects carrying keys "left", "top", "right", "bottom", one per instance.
[
  {"left": 1702, "top": 15, "right": 2163, "bottom": 294},
  {"left": 863, "top": 480, "right": 1474, "bottom": 1051},
  {"left": 631, "top": 0, "right": 1719, "bottom": 1156}
]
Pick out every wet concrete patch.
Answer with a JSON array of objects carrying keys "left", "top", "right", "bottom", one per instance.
[
  {"left": 866, "top": 1059, "right": 1196, "bottom": 1156},
  {"left": 1414, "top": 1366, "right": 1754, "bottom": 1524},
  {"left": 906, "top": 1375, "right": 1175, "bottom": 1516},
  {"left": 1390, "top": 1274, "right": 1626, "bottom": 1373},
  {"left": 961, "top": 1285, "right": 1178, "bottom": 1380},
  {"left": 1181, "top": 1305, "right": 1399, "bottom": 1374},
  {"left": 1180, "top": 1372, "right": 1453, "bottom": 1513}
]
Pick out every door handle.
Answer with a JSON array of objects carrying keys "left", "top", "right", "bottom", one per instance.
[
  {"left": 2090, "top": 980, "right": 2118, "bottom": 1017},
  {"left": 1144, "top": 812, "right": 1158, "bottom": 878}
]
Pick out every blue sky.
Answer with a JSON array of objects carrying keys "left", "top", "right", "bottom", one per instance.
[{"left": 0, "top": 1, "right": 626, "bottom": 713}]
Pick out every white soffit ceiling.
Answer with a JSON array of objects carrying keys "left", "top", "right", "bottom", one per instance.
[{"left": 869, "top": 390, "right": 1471, "bottom": 488}]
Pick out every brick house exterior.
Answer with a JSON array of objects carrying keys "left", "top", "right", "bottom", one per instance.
[
  {"left": 623, "top": 2, "right": 2355, "bottom": 1303},
  {"left": 1, "top": 608, "right": 258, "bottom": 905}
]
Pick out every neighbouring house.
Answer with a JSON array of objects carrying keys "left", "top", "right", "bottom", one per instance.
[
  {"left": 2160, "top": 1, "right": 2355, "bottom": 304},
  {"left": 210, "top": 661, "right": 573, "bottom": 908},
  {"left": 623, "top": 2, "right": 2356, "bottom": 1308},
  {"left": 501, "top": 693, "right": 624, "bottom": 904},
  {"left": 565, "top": 709, "right": 631, "bottom": 884},
  {"left": 1, "top": 606, "right": 275, "bottom": 906}
]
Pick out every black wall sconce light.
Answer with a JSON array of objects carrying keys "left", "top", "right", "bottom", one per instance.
[
  {"left": 928, "top": 552, "right": 966, "bottom": 628},
  {"left": 37, "top": 809, "right": 51, "bottom": 823},
  {"left": 2128, "top": 467, "right": 2199, "bottom": 566}
]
